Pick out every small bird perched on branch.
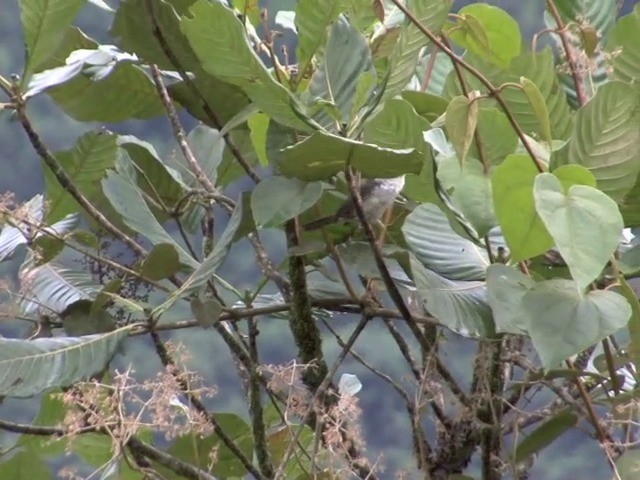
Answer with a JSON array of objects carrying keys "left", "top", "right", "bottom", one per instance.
[{"left": 303, "top": 175, "right": 405, "bottom": 230}]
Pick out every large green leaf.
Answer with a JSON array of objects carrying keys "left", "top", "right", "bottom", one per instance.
[
  {"left": 437, "top": 156, "right": 496, "bottom": 238},
  {"left": 307, "top": 15, "right": 375, "bottom": 130},
  {"left": 118, "top": 136, "right": 187, "bottom": 210},
  {"left": 0, "top": 326, "right": 132, "bottom": 397},
  {"left": 251, "top": 176, "right": 323, "bottom": 227},
  {"left": 382, "top": 0, "right": 451, "bottom": 101},
  {"left": 520, "top": 279, "right": 630, "bottom": 369},
  {"left": 111, "top": 0, "right": 199, "bottom": 70},
  {"left": 278, "top": 131, "right": 422, "bottom": 180},
  {"left": 364, "top": 98, "right": 429, "bottom": 153},
  {"left": 294, "top": 0, "right": 342, "bottom": 77},
  {"left": 448, "top": 4, "right": 521, "bottom": 68},
  {"left": 486, "top": 264, "right": 534, "bottom": 334},
  {"left": 492, "top": 154, "right": 554, "bottom": 261},
  {"left": 35, "top": 28, "right": 164, "bottom": 121},
  {"left": 20, "top": 0, "right": 85, "bottom": 80},
  {"left": 551, "top": 81, "right": 640, "bottom": 201},
  {"left": 101, "top": 167, "right": 198, "bottom": 269},
  {"left": 410, "top": 254, "right": 494, "bottom": 338},
  {"left": 607, "top": 5, "right": 640, "bottom": 82},
  {"left": 19, "top": 262, "right": 101, "bottom": 315},
  {"left": 534, "top": 172, "right": 623, "bottom": 289},
  {"left": 44, "top": 131, "right": 121, "bottom": 224},
  {"left": 0, "top": 449, "right": 51, "bottom": 478},
  {"left": 181, "top": 0, "right": 312, "bottom": 131},
  {"left": 402, "top": 203, "right": 489, "bottom": 281},
  {"left": 615, "top": 450, "right": 640, "bottom": 480}
]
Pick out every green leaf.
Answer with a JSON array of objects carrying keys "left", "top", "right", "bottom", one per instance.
[
  {"left": 402, "top": 204, "right": 490, "bottom": 281},
  {"left": 514, "top": 410, "right": 578, "bottom": 462},
  {"left": 35, "top": 28, "right": 164, "bottom": 122},
  {"left": 20, "top": 0, "right": 85, "bottom": 80},
  {"left": 534, "top": 172, "right": 623, "bottom": 289},
  {"left": 251, "top": 176, "right": 323, "bottom": 227},
  {"left": 294, "top": 0, "right": 343, "bottom": 77},
  {"left": 102, "top": 169, "right": 199, "bottom": 269},
  {"left": 118, "top": 136, "right": 187, "bottom": 212},
  {"left": 492, "top": 154, "right": 554, "bottom": 262},
  {"left": 190, "top": 297, "right": 222, "bottom": 328},
  {"left": 181, "top": 0, "right": 312, "bottom": 131},
  {"left": 445, "top": 95, "right": 478, "bottom": 164},
  {"left": 520, "top": 76, "right": 553, "bottom": 147},
  {"left": 111, "top": 0, "right": 199, "bottom": 70},
  {"left": 61, "top": 299, "right": 115, "bottom": 336},
  {"left": 618, "top": 277, "right": 640, "bottom": 378},
  {"left": 607, "top": 5, "right": 640, "bottom": 82},
  {"left": 486, "top": 264, "right": 534, "bottom": 334},
  {"left": 0, "top": 449, "right": 52, "bottom": 478},
  {"left": 410, "top": 255, "right": 494, "bottom": 338},
  {"left": 437, "top": 156, "right": 496, "bottom": 237},
  {"left": 468, "top": 107, "right": 518, "bottom": 166},
  {"left": 552, "top": 81, "right": 640, "bottom": 201},
  {"left": 248, "top": 112, "right": 270, "bottom": 166},
  {"left": 400, "top": 90, "right": 448, "bottom": 123},
  {"left": 44, "top": 131, "right": 120, "bottom": 224},
  {"left": 19, "top": 263, "right": 101, "bottom": 316},
  {"left": 278, "top": 131, "right": 422, "bottom": 181},
  {"left": 140, "top": 243, "right": 181, "bottom": 281},
  {"left": 552, "top": 164, "right": 597, "bottom": 191},
  {"left": 615, "top": 449, "right": 640, "bottom": 480},
  {"left": 382, "top": 0, "right": 451, "bottom": 101},
  {"left": 307, "top": 15, "right": 375, "bottom": 130},
  {"left": 520, "top": 280, "right": 631, "bottom": 369},
  {"left": 166, "top": 413, "right": 253, "bottom": 478},
  {"left": 0, "top": 326, "right": 133, "bottom": 397},
  {"left": 363, "top": 98, "right": 430, "bottom": 153},
  {"left": 449, "top": 4, "right": 521, "bottom": 68}
]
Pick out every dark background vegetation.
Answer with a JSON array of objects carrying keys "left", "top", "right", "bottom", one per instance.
[{"left": 0, "top": 1, "right": 637, "bottom": 478}]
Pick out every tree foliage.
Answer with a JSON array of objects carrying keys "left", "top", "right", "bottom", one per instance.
[{"left": 1, "top": 0, "right": 640, "bottom": 479}]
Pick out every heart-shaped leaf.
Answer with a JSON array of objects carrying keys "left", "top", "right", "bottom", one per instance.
[
  {"left": 534, "top": 172, "right": 623, "bottom": 289},
  {"left": 520, "top": 279, "right": 631, "bottom": 369}
]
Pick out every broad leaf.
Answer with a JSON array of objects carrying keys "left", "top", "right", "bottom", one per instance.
[
  {"left": 382, "top": 0, "right": 451, "bottom": 101},
  {"left": 486, "top": 264, "right": 534, "bottom": 334},
  {"left": 552, "top": 81, "right": 640, "bottom": 201},
  {"left": 140, "top": 243, "right": 181, "bottom": 281},
  {"left": 20, "top": 0, "right": 85, "bottom": 79},
  {"left": 0, "top": 326, "right": 133, "bottom": 397},
  {"left": 607, "top": 5, "right": 640, "bottom": 82},
  {"left": 181, "top": 0, "right": 312, "bottom": 131},
  {"left": 251, "top": 176, "right": 323, "bottom": 227},
  {"left": 294, "top": 0, "right": 342, "bottom": 77},
  {"left": 513, "top": 410, "right": 578, "bottom": 462},
  {"left": 437, "top": 156, "right": 496, "bottom": 237},
  {"left": 534, "top": 172, "right": 623, "bottom": 289},
  {"left": 402, "top": 203, "right": 489, "bottom": 281},
  {"left": 19, "top": 263, "right": 101, "bottom": 315},
  {"left": 448, "top": 4, "right": 521, "bottom": 68},
  {"left": 61, "top": 299, "right": 115, "bottom": 336},
  {"left": 278, "top": 131, "right": 422, "bottom": 180},
  {"left": 492, "top": 154, "right": 554, "bottom": 261},
  {"left": 307, "top": 15, "right": 375, "bottom": 130},
  {"left": 44, "top": 131, "right": 121, "bottom": 224},
  {"left": 520, "top": 279, "right": 631, "bottom": 369},
  {"left": 410, "top": 255, "right": 494, "bottom": 338},
  {"left": 102, "top": 169, "right": 198, "bottom": 269}
]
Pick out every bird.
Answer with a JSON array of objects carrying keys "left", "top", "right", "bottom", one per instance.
[{"left": 303, "top": 175, "right": 405, "bottom": 230}]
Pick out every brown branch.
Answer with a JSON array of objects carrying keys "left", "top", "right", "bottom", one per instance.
[{"left": 545, "top": 0, "right": 589, "bottom": 106}]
